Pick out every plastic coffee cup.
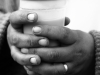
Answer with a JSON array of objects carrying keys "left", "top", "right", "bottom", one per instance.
[{"left": 19, "top": 0, "right": 66, "bottom": 34}]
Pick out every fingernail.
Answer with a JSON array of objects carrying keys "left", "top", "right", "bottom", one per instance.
[
  {"left": 39, "top": 39, "right": 49, "bottom": 46},
  {"left": 30, "top": 58, "right": 37, "bottom": 64},
  {"left": 21, "top": 48, "right": 28, "bottom": 54},
  {"left": 28, "top": 14, "right": 35, "bottom": 21},
  {"left": 32, "top": 26, "right": 41, "bottom": 34}
]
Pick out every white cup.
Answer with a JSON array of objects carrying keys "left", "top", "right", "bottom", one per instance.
[{"left": 19, "top": 0, "right": 66, "bottom": 34}]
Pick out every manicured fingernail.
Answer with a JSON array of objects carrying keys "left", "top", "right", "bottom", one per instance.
[
  {"left": 28, "top": 14, "right": 35, "bottom": 21},
  {"left": 30, "top": 58, "right": 37, "bottom": 64},
  {"left": 32, "top": 26, "right": 41, "bottom": 34},
  {"left": 21, "top": 48, "right": 28, "bottom": 53},
  {"left": 39, "top": 39, "right": 49, "bottom": 46}
]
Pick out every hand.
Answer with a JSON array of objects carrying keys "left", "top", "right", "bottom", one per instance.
[
  {"left": 7, "top": 10, "right": 69, "bottom": 65},
  {"left": 7, "top": 10, "right": 43, "bottom": 66},
  {"left": 8, "top": 10, "right": 49, "bottom": 48},
  {"left": 7, "top": 10, "right": 94, "bottom": 75},
  {"left": 7, "top": 10, "right": 67, "bottom": 75},
  {"left": 24, "top": 25, "right": 95, "bottom": 75}
]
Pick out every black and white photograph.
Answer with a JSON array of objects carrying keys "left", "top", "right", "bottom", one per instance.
[{"left": 0, "top": 0, "right": 99, "bottom": 75}]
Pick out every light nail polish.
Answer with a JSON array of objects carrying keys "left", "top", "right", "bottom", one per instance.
[
  {"left": 32, "top": 27, "right": 41, "bottom": 34},
  {"left": 28, "top": 14, "right": 35, "bottom": 21}
]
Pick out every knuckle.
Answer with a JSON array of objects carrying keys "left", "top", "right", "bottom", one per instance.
[
  {"left": 47, "top": 51, "right": 59, "bottom": 61},
  {"left": 26, "top": 37, "right": 36, "bottom": 47},
  {"left": 18, "top": 11, "right": 26, "bottom": 22},
  {"left": 10, "top": 11, "right": 26, "bottom": 25},
  {"left": 18, "top": 10, "right": 32, "bottom": 22},
  {"left": 74, "top": 48, "right": 86, "bottom": 64},
  {"left": 62, "top": 27, "right": 70, "bottom": 39},
  {"left": 75, "top": 48, "right": 84, "bottom": 58},
  {"left": 9, "top": 34, "right": 19, "bottom": 45},
  {"left": 42, "top": 25, "right": 52, "bottom": 35},
  {"left": 26, "top": 36, "right": 41, "bottom": 47}
]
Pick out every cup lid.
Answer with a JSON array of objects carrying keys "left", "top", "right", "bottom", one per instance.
[{"left": 19, "top": 0, "right": 66, "bottom": 9}]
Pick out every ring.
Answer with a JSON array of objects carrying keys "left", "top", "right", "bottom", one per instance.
[{"left": 64, "top": 64, "right": 68, "bottom": 71}]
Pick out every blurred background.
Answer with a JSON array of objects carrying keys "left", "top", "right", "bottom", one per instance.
[
  {"left": 0, "top": 0, "right": 18, "bottom": 13},
  {"left": 0, "top": 0, "right": 4, "bottom": 10},
  {"left": 1, "top": 0, "right": 100, "bottom": 32}
]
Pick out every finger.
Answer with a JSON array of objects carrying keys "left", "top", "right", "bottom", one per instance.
[
  {"left": 7, "top": 25, "right": 59, "bottom": 48},
  {"left": 21, "top": 40, "right": 59, "bottom": 54},
  {"left": 32, "top": 25, "right": 78, "bottom": 45},
  {"left": 26, "top": 63, "right": 73, "bottom": 75},
  {"left": 65, "top": 17, "right": 70, "bottom": 26},
  {"left": 9, "top": 10, "right": 38, "bottom": 29},
  {"left": 10, "top": 45, "right": 41, "bottom": 65},
  {"left": 28, "top": 45, "right": 75, "bottom": 62},
  {"left": 7, "top": 25, "right": 49, "bottom": 48}
]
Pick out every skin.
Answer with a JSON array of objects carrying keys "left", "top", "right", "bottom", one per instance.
[
  {"left": 7, "top": 10, "right": 95, "bottom": 75},
  {"left": 5, "top": 0, "right": 19, "bottom": 12}
]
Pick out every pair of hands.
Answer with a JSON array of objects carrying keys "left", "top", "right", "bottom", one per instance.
[{"left": 7, "top": 10, "right": 94, "bottom": 75}]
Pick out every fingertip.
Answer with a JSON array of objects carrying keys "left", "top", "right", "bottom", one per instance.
[
  {"left": 10, "top": 46, "right": 41, "bottom": 65},
  {"left": 27, "top": 13, "right": 38, "bottom": 22},
  {"left": 21, "top": 48, "right": 29, "bottom": 54},
  {"left": 39, "top": 38, "right": 49, "bottom": 46},
  {"left": 30, "top": 57, "right": 37, "bottom": 65},
  {"left": 32, "top": 26, "right": 42, "bottom": 34},
  {"left": 9, "top": 10, "right": 38, "bottom": 29},
  {"left": 30, "top": 55, "right": 41, "bottom": 65}
]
